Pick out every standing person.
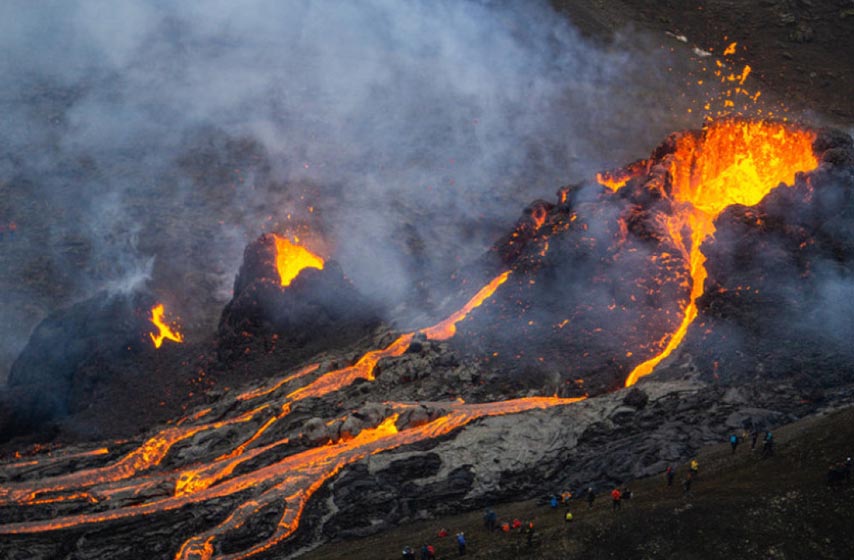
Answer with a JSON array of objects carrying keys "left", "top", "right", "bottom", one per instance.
[
  {"left": 456, "top": 531, "right": 466, "bottom": 556},
  {"left": 762, "top": 431, "right": 774, "bottom": 458},
  {"left": 586, "top": 486, "right": 595, "bottom": 509},
  {"left": 549, "top": 495, "right": 559, "bottom": 509},
  {"left": 483, "top": 508, "right": 497, "bottom": 532},
  {"left": 524, "top": 520, "right": 535, "bottom": 547},
  {"left": 690, "top": 459, "right": 699, "bottom": 479},
  {"left": 666, "top": 465, "right": 675, "bottom": 487},
  {"left": 611, "top": 487, "right": 622, "bottom": 511},
  {"left": 730, "top": 433, "right": 739, "bottom": 454},
  {"left": 402, "top": 546, "right": 416, "bottom": 559},
  {"left": 751, "top": 429, "right": 759, "bottom": 449},
  {"left": 565, "top": 510, "right": 574, "bottom": 523}
]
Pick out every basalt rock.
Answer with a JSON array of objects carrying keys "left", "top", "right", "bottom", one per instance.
[{"left": 217, "top": 234, "right": 381, "bottom": 364}]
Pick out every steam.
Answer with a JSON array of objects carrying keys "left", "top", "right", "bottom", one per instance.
[{"left": 0, "top": 0, "right": 700, "bottom": 382}]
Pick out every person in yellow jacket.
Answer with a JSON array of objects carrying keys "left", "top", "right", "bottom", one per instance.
[{"left": 689, "top": 459, "right": 699, "bottom": 478}]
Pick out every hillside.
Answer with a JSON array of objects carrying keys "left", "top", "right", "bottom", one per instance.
[{"left": 300, "top": 405, "right": 854, "bottom": 560}]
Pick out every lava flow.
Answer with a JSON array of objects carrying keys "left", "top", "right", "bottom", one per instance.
[
  {"left": 149, "top": 303, "right": 184, "bottom": 348},
  {"left": 0, "top": 269, "right": 586, "bottom": 560},
  {"left": 273, "top": 234, "right": 324, "bottom": 287},
  {"left": 607, "top": 119, "right": 819, "bottom": 386}
]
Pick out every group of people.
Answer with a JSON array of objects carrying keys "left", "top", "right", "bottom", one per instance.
[{"left": 402, "top": 530, "right": 466, "bottom": 559}]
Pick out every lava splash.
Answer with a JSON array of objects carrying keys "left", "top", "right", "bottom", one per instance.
[
  {"left": 273, "top": 235, "right": 324, "bottom": 287},
  {"left": 610, "top": 119, "right": 819, "bottom": 386}
]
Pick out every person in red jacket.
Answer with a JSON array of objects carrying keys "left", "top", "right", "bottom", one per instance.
[{"left": 611, "top": 487, "right": 622, "bottom": 511}]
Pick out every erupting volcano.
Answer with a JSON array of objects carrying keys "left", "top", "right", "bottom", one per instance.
[
  {"left": 1, "top": 116, "right": 851, "bottom": 560},
  {"left": 605, "top": 120, "right": 820, "bottom": 386}
]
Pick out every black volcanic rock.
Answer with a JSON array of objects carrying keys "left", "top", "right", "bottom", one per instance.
[
  {"left": 2, "top": 291, "right": 156, "bottom": 442},
  {"left": 217, "top": 234, "right": 381, "bottom": 362}
]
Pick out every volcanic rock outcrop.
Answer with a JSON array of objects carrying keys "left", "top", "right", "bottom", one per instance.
[
  {"left": 217, "top": 233, "right": 381, "bottom": 364},
  {"left": 1, "top": 291, "right": 158, "bottom": 443}
]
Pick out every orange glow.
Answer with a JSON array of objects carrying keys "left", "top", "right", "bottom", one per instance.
[
  {"left": 149, "top": 304, "right": 184, "bottom": 348},
  {"left": 0, "top": 269, "right": 584, "bottom": 559},
  {"left": 723, "top": 42, "right": 737, "bottom": 56},
  {"left": 421, "top": 271, "right": 511, "bottom": 340},
  {"left": 624, "top": 119, "right": 818, "bottom": 386},
  {"left": 273, "top": 235, "right": 324, "bottom": 287}
]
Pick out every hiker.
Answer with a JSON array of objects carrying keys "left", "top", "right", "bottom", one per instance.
[
  {"left": 524, "top": 521, "right": 535, "bottom": 547},
  {"left": 751, "top": 429, "right": 759, "bottom": 449},
  {"left": 565, "top": 510, "right": 574, "bottom": 523},
  {"left": 456, "top": 531, "right": 466, "bottom": 556},
  {"left": 483, "top": 508, "right": 497, "bottom": 531},
  {"left": 437, "top": 528, "right": 448, "bottom": 538},
  {"left": 611, "top": 487, "right": 622, "bottom": 511},
  {"left": 402, "top": 546, "right": 416, "bottom": 559},
  {"left": 511, "top": 518, "right": 522, "bottom": 531},
  {"left": 666, "top": 465, "right": 675, "bottom": 487},
  {"left": 762, "top": 431, "right": 774, "bottom": 458},
  {"left": 730, "top": 433, "right": 739, "bottom": 454},
  {"left": 586, "top": 486, "right": 595, "bottom": 508},
  {"left": 690, "top": 459, "right": 699, "bottom": 478},
  {"left": 549, "top": 495, "right": 559, "bottom": 509},
  {"left": 683, "top": 476, "right": 693, "bottom": 495},
  {"left": 561, "top": 490, "right": 572, "bottom": 505},
  {"left": 420, "top": 544, "right": 430, "bottom": 560},
  {"left": 622, "top": 487, "right": 633, "bottom": 500},
  {"left": 500, "top": 521, "right": 510, "bottom": 533}
]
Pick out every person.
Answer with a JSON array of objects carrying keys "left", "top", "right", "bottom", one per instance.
[
  {"left": 751, "top": 429, "right": 759, "bottom": 449},
  {"left": 622, "top": 487, "right": 633, "bottom": 500},
  {"left": 611, "top": 487, "right": 622, "bottom": 511},
  {"left": 762, "top": 431, "right": 774, "bottom": 458},
  {"left": 561, "top": 490, "right": 572, "bottom": 505},
  {"left": 690, "top": 459, "right": 699, "bottom": 478},
  {"left": 483, "top": 508, "right": 497, "bottom": 532},
  {"left": 586, "top": 486, "right": 595, "bottom": 508},
  {"left": 549, "top": 495, "right": 559, "bottom": 509},
  {"left": 456, "top": 531, "right": 466, "bottom": 556},
  {"left": 511, "top": 518, "right": 522, "bottom": 531},
  {"left": 437, "top": 528, "right": 448, "bottom": 538},
  {"left": 524, "top": 520, "right": 535, "bottom": 547},
  {"left": 730, "top": 433, "right": 739, "bottom": 454},
  {"left": 420, "top": 545, "right": 430, "bottom": 560},
  {"left": 426, "top": 544, "right": 436, "bottom": 560},
  {"left": 402, "top": 546, "right": 416, "bottom": 559},
  {"left": 564, "top": 510, "right": 574, "bottom": 523},
  {"left": 666, "top": 465, "right": 675, "bottom": 487},
  {"left": 500, "top": 521, "right": 510, "bottom": 533}
]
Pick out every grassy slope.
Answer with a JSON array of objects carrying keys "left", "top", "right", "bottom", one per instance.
[{"left": 299, "top": 405, "right": 854, "bottom": 560}]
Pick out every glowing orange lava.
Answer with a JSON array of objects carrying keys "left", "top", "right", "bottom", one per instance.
[
  {"left": 0, "top": 268, "right": 582, "bottom": 560},
  {"left": 149, "top": 304, "right": 184, "bottom": 348},
  {"left": 620, "top": 119, "right": 818, "bottom": 386},
  {"left": 273, "top": 235, "right": 324, "bottom": 287}
]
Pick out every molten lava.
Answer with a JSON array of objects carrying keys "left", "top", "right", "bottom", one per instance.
[
  {"left": 616, "top": 119, "right": 818, "bottom": 386},
  {"left": 273, "top": 234, "right": 324, "bottom": 287},
  {"left": 0, "top": 269, "right": 584, "bottom": 560},
  {"left": 149, "top": 303, "right": 184, "bottom": 348}
]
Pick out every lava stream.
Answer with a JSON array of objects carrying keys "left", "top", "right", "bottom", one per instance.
[
  {"left": 149, "top": 303, "right": 184, "bottom": 348},
  {"left": 612, "top": 120, "right": 819, "bottom": 386}
]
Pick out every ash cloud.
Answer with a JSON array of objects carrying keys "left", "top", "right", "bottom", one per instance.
[{"left": 0, "top": 0, "right": 699, "bottom": 383}]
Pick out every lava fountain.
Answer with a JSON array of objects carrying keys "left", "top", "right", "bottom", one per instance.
[
  {"left": 149, "top": 303, "right": 184, "bottom": 348},
  {"left": 273, "top": 234, "right": 324, "bottom": 287},
  {"left": 604, "top": 119, "right": 819, "bottom": 386}
]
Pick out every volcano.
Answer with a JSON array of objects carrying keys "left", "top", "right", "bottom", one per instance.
[{"left": 1, "top": 119, "right": 853, "bottom": 559}]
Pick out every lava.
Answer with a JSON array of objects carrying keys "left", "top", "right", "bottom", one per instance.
[
  {"left": 149, "top": 303, "right": 184, "bottom": 348},
  {"left": 273, "top": 234, "right": 324, "bottom": 287},
  {"left": 0, "top": 269, "right": 585, "bottom": 560},
  {"left": 617, "top": 119, "right": 818, "bottom": 386}
]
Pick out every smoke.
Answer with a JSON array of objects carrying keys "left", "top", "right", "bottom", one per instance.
[{"left": 0, "top": 0, "right": 699, "bottom": 383}]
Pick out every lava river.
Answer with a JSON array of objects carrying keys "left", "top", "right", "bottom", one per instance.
[{"left": 0, "top": 268, "right": 582, "bottom": 560}]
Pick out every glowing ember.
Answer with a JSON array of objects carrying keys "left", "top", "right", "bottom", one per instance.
[
  {"left": 620, "top": 119, "right": 818, "bottom": 386},
  {"left": 273, "top": 235, "right": 324, "bottom": 287},
  {"left": 149, "top": 304, "right": 184, "bottom": 348}
]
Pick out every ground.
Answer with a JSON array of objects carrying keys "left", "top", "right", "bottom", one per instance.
[{"left": 299, "top": 405, "right": 854, "bottom": 560}]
